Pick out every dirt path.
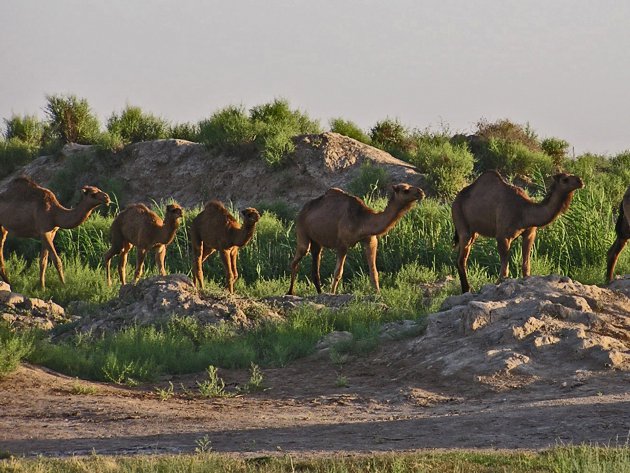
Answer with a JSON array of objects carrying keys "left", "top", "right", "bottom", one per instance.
[{"left": 2, "top": 342, "right": 629, "bottom": 457}]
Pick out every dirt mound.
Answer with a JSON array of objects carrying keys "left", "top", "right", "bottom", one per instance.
[
  {"left": 0, "top": 281, "right": 69, "bottom": 330},
  {"left": 0, "top": 133, "right": 426, "bottom": 209},
  {"left": 405, "top": 275, "right": 630, "bottom": 390},
  {"left": 68, "top": 274, "right": 283, "bottom": 336}
]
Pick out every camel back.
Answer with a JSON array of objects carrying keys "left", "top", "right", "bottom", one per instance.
[{"left": 1, "top": 176, "right": 60, "bottom": 206}]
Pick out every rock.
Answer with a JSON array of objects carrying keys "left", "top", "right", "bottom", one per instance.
[
  {"left": 0, "top": 286, "right": 69, "bottom": 331},
  {"left": 316, "top": 331, "right": 353, "bottom": 350},
  {"left": 407, "top": 275, "right": 630, "bottom": 389}
]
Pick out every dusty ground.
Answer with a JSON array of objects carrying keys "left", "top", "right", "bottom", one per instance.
[{"left": 1, "top": 348, "right": 628, "bottom": 458}]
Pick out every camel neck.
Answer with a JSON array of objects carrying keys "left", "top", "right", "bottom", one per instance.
[
  {"left": 158, "top": 217, "right": 181, "bottom": 245},
  {"left": 362, "top": 199, "right": 415, "bottom": 238},
  {"left": 234, "top": 221, "right": 257, "bottom": 247},
  {"left": 523, "top": 189, "right": 575, "bottom": 228},
  {"left": 52, "top": 199, "right": 99, "bottom": 229}
]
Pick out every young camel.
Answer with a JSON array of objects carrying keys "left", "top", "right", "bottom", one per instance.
[
  {"left": 452, "top": 171, "right": 584, "bottom": 293},
  {"left": 190, "top": 201, "right": 261, "bottom": 293},
  {"left": 104, "top": 203, "right": 184, "bottom": 285},
  {"left": 0, "top": 176, "right": 110, "bottom": 288},
  {"left": 288, "top": 183, "right": 425, "bottom": 295},
  {"left": 606, "top": 185, "right": 630, "bottom": 283}
]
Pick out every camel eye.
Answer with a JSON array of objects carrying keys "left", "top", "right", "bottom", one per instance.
[{"left": 562, "top": 177, "right": 569, "bottom": 183}]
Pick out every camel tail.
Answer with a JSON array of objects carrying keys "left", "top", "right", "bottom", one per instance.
[{"left": 614, "top": 202, "right": 625, "bottom": 238}]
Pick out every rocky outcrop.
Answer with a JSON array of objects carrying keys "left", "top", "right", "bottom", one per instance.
[
  {"left": 68, "top": 274, "right": 282, "bottom": 336},
  {"left": 0, "top": 133, "right": 427, "bottom": 209},
  {"left": 406, "top": 275, "right": 630, "bottom": 389},
  {"left": 0, "top": 282, "right": 69, "bottom": 330}
]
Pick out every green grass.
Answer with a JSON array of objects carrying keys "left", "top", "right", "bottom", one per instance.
[
  {"left": 0, "top": 324, "right": 35, "bottom": 380},
  {"left": 1, "top": 446, "right": 628, "bottom": 472}
]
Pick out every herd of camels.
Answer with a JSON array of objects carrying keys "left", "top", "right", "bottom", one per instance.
[{"left": 0, "top": 173, "right": 628, "bottom": 296}]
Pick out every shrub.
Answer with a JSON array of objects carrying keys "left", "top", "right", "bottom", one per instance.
[
  {"left": 475, "top": 118, "right": 541, "bottom": 151},
  {"left": 412, "top": 140, "right": 474, "bottom": 199},
  {"left": 107, "top": 105, "right": 170, "bottom": 145},
  {"left": 0, "top": 323, "right": 35, "bottom": 379},
  {"left": 44, "top": 94, "right": 101, "bottom": 145},
  {"left": 479, "top": 138, "right": 554, "bottom": 177},
  {"left": 369, "top": 118, "right": 416, "bottom": 161},
  {"left": 348, "top": 161, "right": 390, "bottom": 197},
  {"left": 329, "top": 118, "right": 371, "bottom": 144},
  {"left": 198, "top": 105, "right": 255, "bottom": 153},
  {"left": 169, "top": 122, "right": 200, "bottom": 142},
  {"left": 3, "top": 114, "right": 44, "bottom": 147},
  {"left": 0, "top": 138, "right": 39, "bottom": 179},
  {"left": 541, "top": 137, "right": 570, "bottom": 170}
]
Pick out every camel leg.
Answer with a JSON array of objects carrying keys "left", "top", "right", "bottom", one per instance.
[
  {"left": 330, "top": 248, "right": 348, "bottom": 295},
  {"left": 230, "top": 248, "right": 239, "bottom": 284},
  {"left": 192, "top": 241, "right": 204, "bottom": 289},
  {"left": 288, "top": 236, "right": 310, "bottom": 296},
  {"left": 606, "top": 237, "right": 628, "bottom": 283},
  {"left": 497, "top": 237, "right": 512, "bottom": 281},
  {"left": 41, "top": 232, "right": 64, "bottom": 287},
  {"left": 155, "top": 245, "right": 167, "bottom": 276},
  {"left": 39, "top": 247, "right": 49, "bottom": 289},
  {"left": 134, "top": 248, "right": 148, "bottom": 283},
  {"left": 456, "top": 232, "right": 476, "bottom": 293},
  {"left": 521, "top": 228, "right": 537, "bottom": 277},
  {"left": 104, "top": 245, "right": 122, "bottom": 287},
  {"left": 310, "top": 241, "right": 323, "bottom": 294},
  {"left": 220, "top": 250, "right": 234, "bottom": 293},
  {"left": 362, "top": 236, "right": 380, "bottom": 293},
  {"left": 0, "top": 227, "right": 9, "bottom": 284},
  {"left": 118, "top": 242, "right": 132, "bottom": 285}
]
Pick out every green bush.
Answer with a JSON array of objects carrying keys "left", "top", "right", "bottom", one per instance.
[
  {"left": 369, "top": 118, "right": 416, "bottom": 161},
  {"left": 43, "top": 94, "right": 101, "bottom": 145},
  {"left": 348, "top": 161, "right": 390, "bottom": 197},
  {"left": 0, "top": 323, "right": 35, "bottom": 379},
  {"left": 169, "top": 122, "right": 200, "bottom": 142},
  {"left": 198, "top": 105, "right": 256, "bottom": 153},
  {"left": 412, "top": 140, "right": 474, "bottom": 199},
  {"left": 329, "top": 117, "right": 371, "bottom": 144},
  {"left": 3, "top": 114, "right": 45, "bottom": 147},
  {"left": 107, "top": 106, "right": 170, "bottom": 145},
  {"left": 478, "top": 138, "right": 554, "bottom": 177},
  {"left": 0, "top": 138, "right": 39, "bottom": 179},
  {"left": 541, "top": 136, "right": 570, "bottom": 170}
]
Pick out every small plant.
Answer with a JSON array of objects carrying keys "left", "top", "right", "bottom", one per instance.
[
  {"left": 329, "top": 117, "right": 371, "bottom": 144},
  {"left": 194, "top": 434, "right": 213, "bottom": 453},
  {"left": 197, "top": 365, "right": 229, "bottom": 398},
  {"left": 0, "top": 323, "right": 35, "bottom": 380},
  {"left": 44, "top": 94, "right": 101, "bottom": 145},
  {"left": 107, "top": 105, "right": 170, "bottom": 145},
  {"left": 155, "top": 381, "right": 175, "bottom": 401},
  {"left": 70, "top": 381, "right": 99, "bottom": 395},
  {"left": 348, "top": 161, "right": 390, "bottom": 198},
  {"left": 239, "top": 363, "right": 265, "bottom": 393},
  {"left": 335, "top": 374, "right": 349, "bottom": 387}
]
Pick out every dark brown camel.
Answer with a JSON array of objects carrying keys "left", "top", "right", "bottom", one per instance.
[
  {"left": 288, "top": 183, "right": 425, "bottom": 295},
  {"left": 104, "top": 203, "right": 184, "bottom": 285},
  {"left": 190, "top": 201, "right": 260, "bottom": 293},
  {"left": 452, "top": 171, "right": 584, "bottom": 293},
  {"left": 0, "top": 176, "right": 110, "bottom": 288},
  {"left": 606, "top": 185, "right": 630, "bottom": 283}
]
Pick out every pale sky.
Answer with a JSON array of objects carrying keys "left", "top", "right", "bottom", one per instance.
[{"left": 1, "top": 0, "right": 629, "bottom": 156}]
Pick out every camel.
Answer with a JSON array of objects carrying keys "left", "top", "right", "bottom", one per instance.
[
  {"left": 104, "top": 203, "right": 184, "bottom": 286},
  {"left": 190, "top": 201, "right": 261, "bottom": 293},
  {"left": 287, "top": 183, "right": 425, "bottom": 295},
  {"left": 0, "top": 176, "right": 110, "bottom": 288},
  {"left": 606, "top": 185, "right": 630, "bottom": 283},
  {"left": 452, "top": 170, "right": 584, "bottom": 293}
]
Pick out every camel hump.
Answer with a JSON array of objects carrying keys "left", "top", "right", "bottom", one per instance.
[{"left": 1, "top": 176, "right": 58, "bottom": 204}]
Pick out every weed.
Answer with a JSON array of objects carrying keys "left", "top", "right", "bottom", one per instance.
[
  {"left": 155, "top": 381, "right": 175, "bottom": 401},
  {"left": 197, "top": 365, "right": 229, "bottom": 398},
  {"left": 70, "top": 381, "right": 99, "bottom": 395},
  {"left": 194, "top": 434, "right": 212, "bottom": 453}
]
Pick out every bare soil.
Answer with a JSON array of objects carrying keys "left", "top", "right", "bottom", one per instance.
[{"left": 1, "top": 347, "right": 628, "bottom": 458}]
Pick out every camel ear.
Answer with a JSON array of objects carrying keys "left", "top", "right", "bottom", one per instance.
[
  {"left": 81, "top": 187, "right": 89, "bottom": 195},
  {"left": 552, "top": 174, "right": 562, "bottom": 183}
]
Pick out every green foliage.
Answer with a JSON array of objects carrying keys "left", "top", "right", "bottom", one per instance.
[
  {"left": 475, "top": 118, "right": 541, "bottom": 151},
  {"left": 107, "top": 105, "right": 170, "bottom": 145},
  {"left": 198, "top": 105, "right": 256, "bottom": 153},
  {"left": 329, "top": 117, "right": 371, "bottom": 144},
  {"left": 197, "top": 365, "right": 229, "bottom": 397},
  {"left": 348, "top": 161, "right": 390, "bottom": 197},
  {"left": 3, "top": 114, "right": 45, "bottom": 147},
  {"left": 369, "top": 118, "right": 416, "bottom": 161},
  {"left": 411, "top": 137, "right": 474, "bottom": 199},
  {"left": 169, "top": 122, "right": 200, "bottom": 142},
  {"left": 541, "top": 136, "right": 570, "bottom": 170},
  {"left": 0, "top": 138, "right": 39, "bottom": 179},
  {"left": 43, "top": 94, "right": 101, "bottom": 145},
  {"left": 0, "top": 323, "right": 35, "bottom": 379},
  {"left": 481, "top": 138, "right": 554, "bottom": 177}
]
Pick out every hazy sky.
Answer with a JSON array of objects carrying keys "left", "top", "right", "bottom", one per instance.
[{"left": 2, "top": 0, "right": 629, "bottom": 156}]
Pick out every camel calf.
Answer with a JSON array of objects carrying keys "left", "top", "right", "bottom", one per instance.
[
  {"left": 190, "top": 201, "right": 260, "bottom": 293},
  {"left": 288, "top": 183, "right": 425, "bottom": 295},
  {"left": 452, "top": 171, "right": 583, "bottom": 293},
  {"left": 606, "top": 186, "right": 630, "bottom": 283},
  {"left": 104, "top": 203, "right": 183, "bottom": 285}
]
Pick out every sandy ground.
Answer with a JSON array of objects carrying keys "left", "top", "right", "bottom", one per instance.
[{"left": 1, "top": 339, "right": 629, "bottom": 458}]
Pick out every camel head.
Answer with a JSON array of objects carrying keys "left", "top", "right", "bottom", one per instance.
[
  {"left": 391, "top": 183, "right": 426, "bottom": 205},
  {"left": 81, "top": 186, "right": 111, "bottom": 206},
  {"left": 165, "top": 203, "right": 184, "bottom": 221},
  {"left": 241, "top": 208, "right": 261, "bottom": 225},
  {"left": 551, "top": 173, "right": 584, "bottom": 194}
]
